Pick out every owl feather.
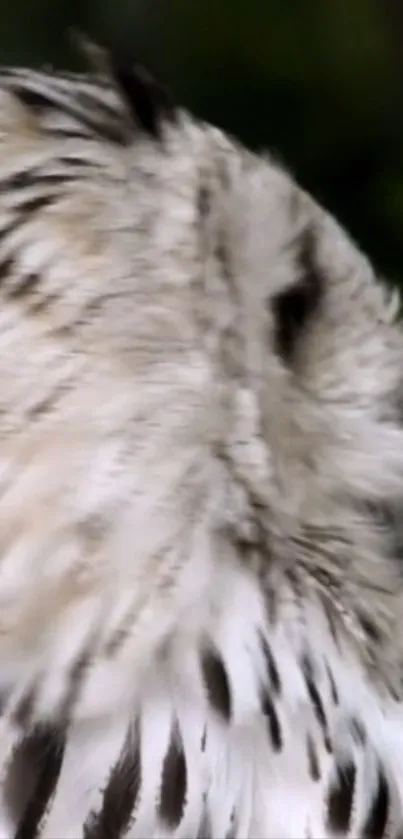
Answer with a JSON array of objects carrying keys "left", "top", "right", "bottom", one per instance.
[{"left": 0, "top": 40, "right": 400, "bottom": 839}]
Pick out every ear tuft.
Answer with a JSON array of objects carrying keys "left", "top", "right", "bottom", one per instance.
[
  {"left": 108, "top": 54, "right": 177, "bottom": 140},
  {"left": 71, "top": 31, "right": 177, "bottom": 140}
]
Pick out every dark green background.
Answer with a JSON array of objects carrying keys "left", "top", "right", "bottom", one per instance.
[{"left": 3, "top": 0, "right": 403, "bottom": 287}]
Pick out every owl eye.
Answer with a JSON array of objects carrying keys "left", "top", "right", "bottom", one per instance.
[{"left": 271, "top": 227, "right": 324, "bottom": 363}]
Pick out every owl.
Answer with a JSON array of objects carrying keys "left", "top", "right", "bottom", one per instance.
[{"left": 0, "top": 37, "right": 401, "bottom": 839}]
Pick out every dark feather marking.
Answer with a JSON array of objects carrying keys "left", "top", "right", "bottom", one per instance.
[
  {"left": 201, "top": 726, "right": 207, "bottom": 752},
  {"left": 201, "top": 647, "right": 232, "bottom": 722},
  {"left": 16, "top": 193, "right": 60, "bottom": 217},
  {"left": 0, "top": 193, "right": 62, "bottom": 259},
  {"left": 84, "top": 721, "right": 141, "bottom": 839},
  {"left": 1, "top": 170, "right": 38, "bottom": 191},
  {"left": 361, "top": 766, "right": 389, "bottom": 839},
  {"left": 0, "top": 196, "right": 62, "bottom": 254},
  {"left": 0, "top": 690, "right": 9, "bottom": 715},
  {"left": 0, "top": 257, "right": 14, "bottom": 284},
  {"left": 265, "top": 582, "right": 279, "bottom": 626},
  {"left": 13, "top": 685, "right": 38, "bottom": 729},
  {"left": 109, "top": 55, "right": 176, "bottom": 140},
  {"left": 104, "top": 625, "right": 131, "bottom": 658},
  {"left": 46, "top": 127, "right": 95, "bottom": 142},
  {"left": 374, "top": 499, "right": 403, "bottom": 567},
  {"left": 272, "top": 225, "right": 323, "bottom": 362},
  {"left": 306, "top": 734, "right": 321, "bottom": 781},
  {"left": 14, "top": 726, "right": 66, "bottom": 839},
  {"left": 301, "top": 656, "right": 332, "bottom": 752},
  {"left": 326, "top": 760, "right": 356, "bottom": 833},
  {"left": 215, "top": 238, "right": 232, "bottom": 283},
  {"left": 260, "top": 634, "right": 281, "bottom": 695},
  {"left": 28, "top": 291, "right": 60, "bottom": 318},
  {"left": 358, "top": 613, "right": 382, "bottom": 644},
  {"left": 198, "top": 184, "right": 211, "bottom": 219},
  {"left": 27, "top": 376, "right": 73, "bottom": 421},
  {"left": 7, "top": 273, "right": 41, "bottom": 300},
  {"left": 365, "top": 499, "right": 403, "bottom": 571},
  {"left": 58, "top": 155, "right": 100, "bottom": 169},
  {"left": 58, "top": 645, "right": 92, "bottom": 722},
  {"left": 3, "top": 729, "right": 39, "bottom": 827},
  {"left": 12, "top": 87, "right": 58, "bottom": 113},
  {"left": 158, "top": 720, "right": 188, "bottom": 828},
  {"left": 327, "top": 665, "right": 339, "bottom": 705},
  {"left": 261, "top": 690, "right": 282, "bottom": 752},
  {"left": 1, "top": 170, "right": 79, "bottom": 192},
  {"left": 324, "top": 601, "right": 341, "bottom": 649},
  {"left": 350, "top": 717, "right": 367, "bottom": 745},
  {"left": 225, "top": 808, "right": 238, "bottom": 839},
  {"left": 12, "top": 85, "right": 128, "bottom": 146}
]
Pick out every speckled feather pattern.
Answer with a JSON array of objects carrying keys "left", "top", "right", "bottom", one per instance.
[{"left": 0, "top": 47, "right": 400, "bottom": 838}]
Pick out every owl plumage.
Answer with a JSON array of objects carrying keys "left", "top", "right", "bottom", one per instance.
[{"left": 0, "top": 40, "right": 400, "bottom": 838}]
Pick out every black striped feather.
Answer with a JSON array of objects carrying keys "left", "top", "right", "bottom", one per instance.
[
  {"left": 12, "top": 726, "right": 66, "bottom": 839},
  {"left": 84, "top": 722, "right": 141, "bottom": 839}
]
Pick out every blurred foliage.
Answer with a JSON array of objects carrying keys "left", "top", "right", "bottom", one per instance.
[{"left": 1, "top": 0, "right": 403, "bottom": 286}]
